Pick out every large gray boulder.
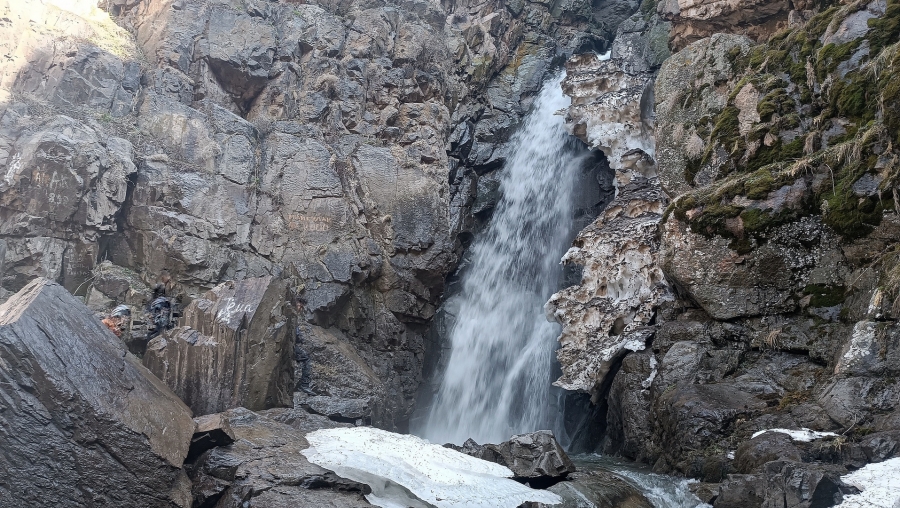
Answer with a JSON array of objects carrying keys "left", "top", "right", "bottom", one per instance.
[
  {"left": 143, "top": 276, "right": 293, "bottom": 416},
  {"left": 449, "top": 430, "right": 576, "bottom": 488},
  {"left": 0, "top": 278, "right": 196, "bottom": 507}
]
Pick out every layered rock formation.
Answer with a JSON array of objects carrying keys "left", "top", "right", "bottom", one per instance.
[
  {"left": 143, "top": 276, "right": 294, "bottom": 415},
  {"left": 0, "top": 279, "right": 196, "bottom": 507}
]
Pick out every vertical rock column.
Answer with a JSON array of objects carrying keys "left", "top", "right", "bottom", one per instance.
[{"left": 144, "top": 276, "right": 293, "bottom": 415}]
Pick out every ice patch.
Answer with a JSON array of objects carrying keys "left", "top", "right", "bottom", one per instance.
[
  {"left": 302, "top": 427, "right": 562, "bottom": 508},
  {"left": 641, "top": 355, "right": 658, "bottom": 389},
  {"left": 751, "top": 428, "right": 839, "bottom": 442},
  {"left": 836, "top": 457, "right": 900, "bottom": 507}
]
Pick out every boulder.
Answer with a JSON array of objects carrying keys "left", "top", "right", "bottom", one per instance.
[
  {"left": 497, "top": 431, "right": 578, "bottom": 486},
  {"left": 733, "top": 432, "right": 802, "bottom": 473},
  {"left": 448, "top": 430, "right": 576, "bottom": 488},
  {"left": 143, "top": 276, "right": 293, "bottom": 416},
  {"left": 0, "top": 278, "right": 195, "bottom": 507},
  {"left": 300, "top": 395, "right": 372, "bottom": 424}
]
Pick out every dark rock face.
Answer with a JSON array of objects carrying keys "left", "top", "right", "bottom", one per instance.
[
  {"left": 143, "top": 276, "right": 293, "bottom": 415},
  {"left": 448, "top": 430, "right": 576, "bottom": 488},
  {"left": 714, "top": 462, "right": 857, "bottom": 508},
  {"left": 0, "top": 278, "right": 195, "bottom": 507},
  {"left": 187, "top": 407, "right": 372, "bottom": 508}
]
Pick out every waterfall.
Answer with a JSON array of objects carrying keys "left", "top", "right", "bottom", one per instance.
[{"left": 419, "top": 71, "right": 589, "bottom": 445}]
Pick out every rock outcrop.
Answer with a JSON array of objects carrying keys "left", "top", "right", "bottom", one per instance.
[
  {"left": 0, "top": 278, "right": 195, "bottom": 507},
  {"left": 143, "top": 276, "right": 293, "bottom": 415}
]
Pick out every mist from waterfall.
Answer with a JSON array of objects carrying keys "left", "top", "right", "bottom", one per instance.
[{"left": 418, "top": 71, "right": 588, "bottom": 445}]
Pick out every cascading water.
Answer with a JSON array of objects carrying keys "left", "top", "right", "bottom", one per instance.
[{"left": 418, "top": 71, "right": 589, "bottom": 445}]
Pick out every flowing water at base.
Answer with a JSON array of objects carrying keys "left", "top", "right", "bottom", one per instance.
[
  {"left": 572, "top": 455, "right": 712, "bottom": 508},
  {"left": 417, "top": 71, "right": 588, "bottom": 445}
]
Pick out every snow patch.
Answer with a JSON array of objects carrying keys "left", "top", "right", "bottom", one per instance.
[
  {"left": 302, "top": 427, "right": 562, "bottom": 508},
  {"left": 641, "top": 355, "right": 658, "bottom": 389},
  {"left": 750, "top": 428, "right": 839, "bottom": 442},
  {"left": 837, "top": 457, "right": 900, "bottom": 507}
]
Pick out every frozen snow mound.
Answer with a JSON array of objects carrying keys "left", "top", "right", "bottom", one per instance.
[
  {"left": 750, "top": 428, "right": 839, "bottom": 442},
  {"left": 837, "top": 457, "right": 900, "bottom": 508},
  {"left": 302, "top": 427, "right": 563, "bottom": 508}
]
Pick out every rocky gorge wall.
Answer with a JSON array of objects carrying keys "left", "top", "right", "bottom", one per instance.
[
  {"left": 549, "top": 0, "right": 900, "bottom": 504},
  {"left": 0, "top": 0, "right": 623, "bottom": 432}
]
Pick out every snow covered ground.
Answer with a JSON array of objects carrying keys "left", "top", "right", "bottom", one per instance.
[
  {"left": 837, "top": 457, "right": 900, "bottom": 508},
  {"left": 750, "top": 428, "right": 839, "bottom": 442},
  {"left": 302, "top": 427, "right": 562, "bottom": 508}
]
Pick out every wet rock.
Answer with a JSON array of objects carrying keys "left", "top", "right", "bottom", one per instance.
[
  {"left": 543, "top": 470, "right": 654, "bottom": 508},
  {"left": 143, "top": 276, "right": 293, "bottom": 415},
  {"left": 603, "top": 350, "right": 655, "bottom": 460},
  {"left": 733, "top": 432, "right": 802, "bottom": 473},
  {"left": 0, "top": 278, "right": 195, "bottom": 507},
  {"left": 654, "top": 383, "right": 767, "bottom": 478},
  {"left": 496, "top": 431, "right": 578, "bottom": 486},
  {"left": 715, "top": 461, "right": 856, "bottom": 508},
  {"left": 189, "top": 407, "right": 372, "bottom": 508}
]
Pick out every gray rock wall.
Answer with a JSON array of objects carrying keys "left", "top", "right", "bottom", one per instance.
[{"left": 0, "top": 0, "right": 608, "bottom": 431}]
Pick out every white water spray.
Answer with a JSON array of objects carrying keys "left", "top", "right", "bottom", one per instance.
[{"left": 419, "top": 72, "right": 587, "bottom": 445}]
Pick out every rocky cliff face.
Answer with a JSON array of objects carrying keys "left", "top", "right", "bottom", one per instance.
[
  {"left": 0, "top": 0, "right": 609, "bottom": 430},
  {"left": 551, "top": 0, "right": 900, "bottom": 504}
]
